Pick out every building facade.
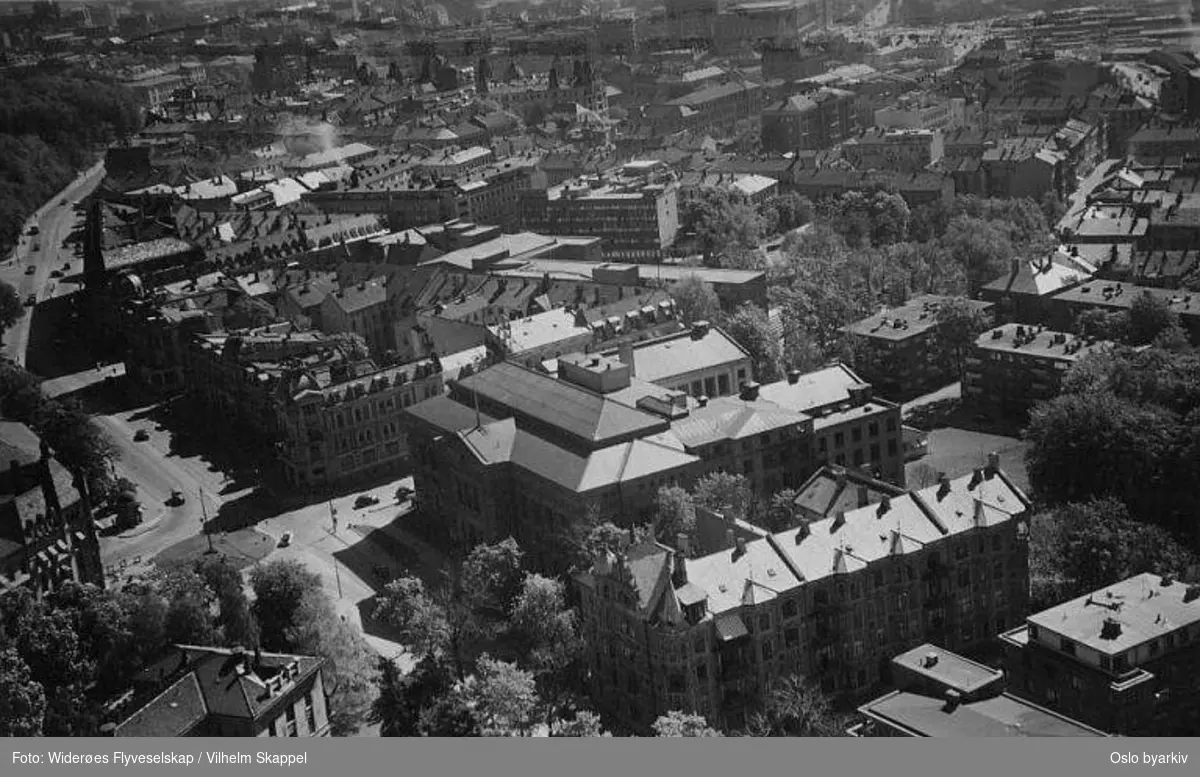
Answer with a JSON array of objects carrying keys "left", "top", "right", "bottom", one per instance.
[
  {"left": 577, "top": 459, "right": 1032, "bottom": 732},
  {"left": 761, "top": 88, "right": 860, "bottom": 154},
  {"left": 1000, "top": 573, "right": 1200, "bottom": 736}
]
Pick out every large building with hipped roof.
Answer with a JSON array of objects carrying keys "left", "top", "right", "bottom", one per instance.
[{"left": 576, "top": 456, "right": 1031, "bottom": 732}]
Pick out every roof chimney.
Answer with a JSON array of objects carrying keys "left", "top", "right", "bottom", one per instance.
[
  {"left": 794, "top": 519, "right": 810, "bottom": 542},
  {"left": 697, "top": 395, "right": 709, "bottom": 407},
  {"left": 787, "top": 368, "right": 801, "bottom": 385},
  {"left": 677, "top": 532, "right": 690, "bottom": 559},
  {"left": 672, "top": 546, "right": 688, "bottom": 587},
  {"left": 923, "top": 652, "right": 939, "bottom": 668},
  {"left": 724, "top": 528, "right": 735, "bottom": 550},
  {"left": 857, "top": 483, "right": 870, "bottom": 507},
  {"left": 986, "top": 451, "right": 1000, "bottom": 474},
  {"left": 936, "top": 473, "right": 951, "bottom": 499},
  {"left": 733, "top": 536, "right": 747, "bottom": 559},
  {"left": 690, "top": 320, "right": 710, "bottom": 339},
  {"left": 739, "top": 381, "right": 760, "bottom": 401},
  {"left": 943, "top": 690, "right": 961, "bottom": 712}
]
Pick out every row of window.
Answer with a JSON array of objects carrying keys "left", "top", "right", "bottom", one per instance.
[{"left": 267, "top": 692, "right": 318, "bottom": 737}]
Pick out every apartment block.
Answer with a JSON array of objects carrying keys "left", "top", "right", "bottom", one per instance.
[
  {"left": 1046, "top": 281, "right": 1200, "bottom": 343},
  {"left": 980, "top": 250, "right": 1096, "bottom": 325},
  {"left": 759, "top": 364, "right": 905, "bottom": 486},
  {"left": 109, "top": 646, "right": 330, "bottom": 737},
  {"left": 842, "top": 128, "right": 942, "bottom": 175},
  {"left": 577, "top": 458, "right": 1031, "bottom": 732},
  {"left": 963, "top": 324, "right": 1115, "bottom": 422},
  {"left": 647, "top": 81, "right": 765, "bottom": 136},
  {"left": 273, "top": 356, "right": 444, "bottom": 491},
  {"left": 843, "top": 295, "right": 996, "bottom": 400},
  {"left": 519, "top": 161, "right": 681, "bottom": 263},
  {"left": 320, "top": 277, "right": 393, "bottom": 356},
  {"left": 761, "top": 88, "right": 860, "bottom": 154},
  {"left": 1000, "top": 573, "right": 1200, "bottom": 735}
]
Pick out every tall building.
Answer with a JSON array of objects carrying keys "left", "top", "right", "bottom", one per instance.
[
  {"left": 1000, "top": 573, "right": 1200, "bottom": 736},
  {"left": 519, "top": 161, "right": 681, "bottom": 263},
  {"left": 577, "top": 457, "right": 1031, "bottom": 732},
  {"left": 761, "top": 88, "right": 860, "bottom": 154},
  {"left": 0, "top": 423, "right": 104, "bottom": 600}
]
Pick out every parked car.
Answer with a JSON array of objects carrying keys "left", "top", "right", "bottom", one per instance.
[
  {"left": 133, "top": 429, "right": 149, "bottom": 442},
  {"left": 24, "top": 265, "right": 35, "bottom": 275},
  {"left": 27, "top": 226, "right": 38, "bottom": 236},
  {"left": 278, "top": 532, "right": 292, "bottom": 548},
  {"left": 167, "top": 489, "right": 185, "bottom": 506},
  {"left": 354, "top": 494, "right": 379, "bottom": 509},
  {"left": 395, "top": 486, "right": 414, "bottom": 502},
  {"left": 49, "top": 270, "right": 62, "bottom": 279},
  {"left": 24, "top": 295, "right": 35, "bottom": 307}
]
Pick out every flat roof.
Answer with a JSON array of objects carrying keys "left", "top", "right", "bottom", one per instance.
[
  {"left": 893, "top": 643, "right": 1002, "bottom": 695},
  {"left": 973, "top": 324, "right": 1113, "bottom": 362},
  {"left": 860, "top": 691, "right": 1109, "bottom": 737},
  {"left": 1027, "top": 573, "right": 1200, "bottom": 656}
]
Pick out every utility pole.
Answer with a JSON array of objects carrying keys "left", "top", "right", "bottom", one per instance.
[
  {"left": 334, "top": 557, "right": 343, "bottom": 599},
  {"left": 199, "top": 489, "right": 215, "bottom": 554}
]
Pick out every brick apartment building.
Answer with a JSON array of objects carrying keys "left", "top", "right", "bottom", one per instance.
[
  {"left": 759, "top": 364, "right": 906, "bottom": 486},
  {"left": 110, "top": 646, "right": 330, "bottom": 737},
  {"left": 577, "top": 458, "right": 1031, "bottom": 732},
  {"left": 647, "top": 81, "right": 765, "bottom": 137},
  {"left": 273, "top": 356, "right": 445, "bottom": 491},
  {"left": 843, "top": 295, "right": 996, "bottom": 400},
  {"left": 761, "top": 88, "right": 860, "bottom": 154},
  {"left": 842, "top": 128, "right": 942, "bottom": 175},
  {"left": 962, "top": 324, "right": 1115, "bottom": 422},
  {"left": 1000, "top": 573, "right": 1200, "bottom": 736}
]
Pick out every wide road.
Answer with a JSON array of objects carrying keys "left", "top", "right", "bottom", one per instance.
[
  {"left": 0, "top": 162, "right": 105, "bottom": 366},
  {"left": 97, "top": 404, "right": 254, "bottom": 570}
]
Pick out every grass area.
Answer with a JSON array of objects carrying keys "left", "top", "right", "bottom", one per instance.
[{"left": 154, "top": 527, "right": 275, "bottom": 573}]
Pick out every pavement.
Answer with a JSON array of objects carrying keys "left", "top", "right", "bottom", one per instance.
[
  {"left": 0, "top": 162, "right": 104, "bottom": 367},
  {"left": 43, "top": 363, "right": 127, "bottom": 400}
]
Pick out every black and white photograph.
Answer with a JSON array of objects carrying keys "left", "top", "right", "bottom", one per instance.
[{"left": 0, "top": 0, "right": 1198, "bottom": 766}]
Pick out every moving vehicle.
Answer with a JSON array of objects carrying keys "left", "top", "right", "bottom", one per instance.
[
  {"left": 167, "top": 489, "right": 185, "bottom": 506},
  {"left": 354, "top": 494, "right": 379, "bottom": 509},
  {"left": 133, "top": 429, "right": 149, "bottom": 442}
]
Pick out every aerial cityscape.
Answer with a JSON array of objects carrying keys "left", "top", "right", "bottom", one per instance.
[{"left": 3, "top": 0, "right": 1200, "bottom": 740}]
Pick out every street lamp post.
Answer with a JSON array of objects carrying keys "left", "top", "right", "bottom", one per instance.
[{"left": 199, "top": 489, "right": 215, "bottom": 554}]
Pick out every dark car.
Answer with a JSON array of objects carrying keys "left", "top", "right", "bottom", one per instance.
[
  {"left": 395, "top": 486, "right": 414, "bottom": 502},
  {"left": 133, "top": 429, "right": 149, "bottom": 442},
  {"left": 49, "top": 270, "right": 62, "bottom": 279},
  {"left": 354, "top": 494, "right": 379, "bottom": 509},
  {"left": 167, "top": 490, "right": 185, "bottom": 507},
  {"left": 27, "top": 226, "right": 38, "bottom": 236},
  {"left": 24, "top": 265, "right": 35, "bottom": 275}
]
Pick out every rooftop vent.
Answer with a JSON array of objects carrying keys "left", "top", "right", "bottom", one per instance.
[
  {"left": 1100, "top": 617, "right": 1122, "bottom": 640},
  {"left": 923, "top": 652, "right": 939, "bottom": 669}
]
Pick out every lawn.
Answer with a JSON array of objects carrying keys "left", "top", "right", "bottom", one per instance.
[{"left": 154, "top": 527, "right": 276, "bottom": 573}]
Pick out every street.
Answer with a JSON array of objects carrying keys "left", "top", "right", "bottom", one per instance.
[{"left": 0, "top": 162, "right": 104, "bottom": 366}]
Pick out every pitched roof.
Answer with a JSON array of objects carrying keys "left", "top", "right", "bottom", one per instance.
[
  {"left": 758, "top": 363, "right": 871, "bottom": 414},
  {"left": 113, "top": 673, "right": 207, "bottom": 737},
  {"left": 669, "top": 396, "right": 810, "bottom": 449},
  {"left": 793, "top": 465, "right": 907, "bottom": 519},
  {"left": 455, "top": 361, "right": 669, "bottom": 448}
]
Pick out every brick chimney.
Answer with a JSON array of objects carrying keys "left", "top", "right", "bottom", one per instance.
[
  {"left": 986, "top": 451, "right": 1000, "bottom": 475},
  {"left": 943, "top": 690, "right": 961, "bottom": 712},
  {"left": 936, "top": 473, "right": 951, "bottom": 500},
  {"left": 739, "top": 381, "right": 760, "bottom": 401},
  {"left": 787, "top": 368, "right": 801, "bottom": 385},
  {"left": 690, "top": 320, "right": 710, "bottom": 339},
  {"left": 857, "top": 483, "right": 870, "bottom": 507}
]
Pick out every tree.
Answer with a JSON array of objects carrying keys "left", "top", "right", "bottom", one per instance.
[
  {"left": 761, "top": 192, "right": 814, "bottom": 234},
  {"left": 939, "top": 216, "right": 1014, "bottom": 292},
  {"left": 1127, "top": 291, "right": 1181, "bottom": 346},
  {"left": 693, "top": 471, "right": 753, "bottom": 522},
  {"left": 1074, "top": 308, "right": 1128, "bottom": 343},
  {"left": 1025, "top": 392, "right": 1181, "bottom": 519},
  {"left": 653, "top": 710, "right": 722, "bottom": 737},
  {"left": 0, "top": 280, "right": 24, "bottom": 338},
  {"left": 721, "top": 302, "right": 783, "bottom": 383},
  {"left": 509, "top": 573, "right": 583, "bottom": 721},
  {"left": 745, "top": 675, "right": 846, "bottom": 737},
  {"left": 249, "top": 560, "right": 323, "bottom": 651},
  {"left": 654, "top": 485, "right": 696, "bottom": 546},
  {"left": 669, "top": 274, "right": 721, "bottom": 325},
  {"left": 286, "top": 587, "right": 377, "bottom": 736},
  {"left": 459, "top": 538, "right": 524, "bottom": 617},
  {"left": 763, "top": 489, "right": 800, "bottom": 532},
  {"left": 370, "top": 653, "right": 462, "bottom": 737},
  {"left": 461, "top": 655, "right": 539, "bottom": 736},
  {"left": 373, "top": 576, "right": 451, "bottom": 661},
  {"left": 0, "top": 648, "right": 46, "bottom": 736},
  {"left": 196, "top": 556, "right": 258, "bottom": 648},
  {"left": 934, "top": 297, "right": 990, "bottom": 383},
  {"left": 550, "top": 709, "right": 610, "bottom": 737},
  {"left": 1032, "top": 498, "right": 1198, "bottom": 604},
  {"left": 27, "top": 396, "right": 115, "bottom": 485}
]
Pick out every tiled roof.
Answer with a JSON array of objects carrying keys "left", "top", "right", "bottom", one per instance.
[
  {"left": 670, "top": 396, "right": 809, "bottom": 449},
  {"left": 455, "top": 361, "right": 669, "bottom": 448}
]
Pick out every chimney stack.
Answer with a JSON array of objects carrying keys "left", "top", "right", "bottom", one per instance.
[
  {"left": 857, "top": 483, "right": 870, "bottom": 508},
  {"left": 677, "top": 532, "right": 690, "bottom": 559},
  {"left": 787, "top": 368, "right": 801, "bottom": 385},
  {"left": 986, "top": 451, "right": 1000, "bottom": 474},
  {"left": 924, "top": 652, "right": 939, "bottom": 668},
  {"left": 739, "top": 381, "right": 760, "bottom": 401},
  {"left": 943, "top": 690, "right": 961, "bottom": 712},
  {"left": 733, "top": 536, "right": 747, "bottom": 558},
  {"left": 795, "top": 519, "right": 810, "bottom": 542},
  {"left": 936, "top": 473, "right": 951, "bottom": 499},
  {"left": 697, "top": 395, "right": 709, "bottom": 407},
  {"left": 672, "top": 548, "right": 688, "bottom": 587},
  {"left": 690, "top": 320, "right": 710, "bottom": 339}
]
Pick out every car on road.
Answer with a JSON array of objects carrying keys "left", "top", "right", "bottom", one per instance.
[
  {"left": 27, "top": 226, "right": 38, "bottom": 236},
  {"left": 133, "top": 429, "right": 149, "bottom": 442},
  {"left": 354, "top": 494, "right": 379, "bottom": 509},
  {"left": 278, "top": 532, "right": 292, "bottom": 548},
  {"left": 395, "top": 486, "right": 414, "bottom": 502},
  {"left": 49, "top": 270, "right": 62, "bottom": 279},
  {"left": 24, "top": 265, "right": 35, "bottom": 275},
  {"left": 167, "top": 489, "right": 185, "bottom": 506},
  {"left": 24, "top": 295, "right": 35, "bottom": 307}
]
